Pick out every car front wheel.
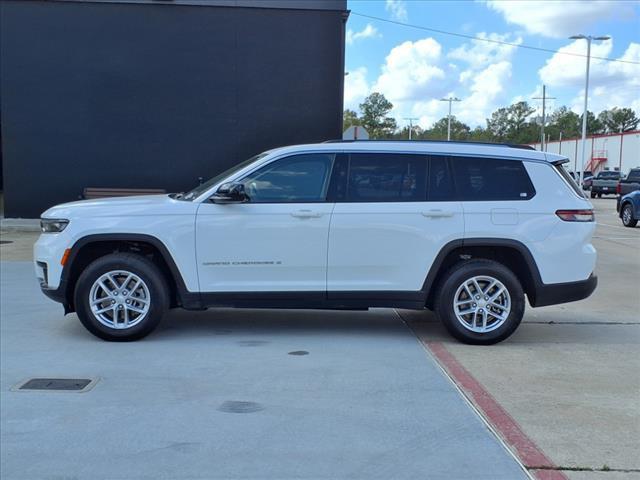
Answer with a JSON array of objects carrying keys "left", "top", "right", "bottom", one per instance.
[
  {"left": 74, "top": 253, "right": 169, "bottom": 341},
  {"left": 622, "top": 204, "right": 638, "bottom": 227},
  {"left": 434, "top": 259, "right": 525, "bottom": 345}
]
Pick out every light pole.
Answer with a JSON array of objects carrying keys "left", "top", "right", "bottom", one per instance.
[
  {"left": 403, "top": 117, "right": 419, "bottom": 140},
  {"left": 440, "top": 97, "right": 461, "bottom": 141},
  {"left": 570, "top": 34, "right": 610, "bottom": 188}
]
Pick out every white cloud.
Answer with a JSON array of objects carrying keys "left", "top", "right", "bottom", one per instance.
[
  {"left": 385, "top": 0, "right": 408, "bottom": 22},
  {"left": 457, "top": 61, "right": 514, "bottom": 126},
  {"left": 539, "top": 39, "right": 640, "bottom": 113},
  {"left": 346, "top": 24, "right": 380, "bottom": 45},
  {"left": 448, "top": 32, "right": 521, "bottom": 70},
  {"left": 345, "top": 33, "right": 520, "bottom": 128},
  {"left": 344, "top": 67, "right": 370, "bottom": 111},
  {"left": 445, "top": 33, "right": 520, "bottom": 125},
  {"left": 373, "top": 38, "right": 446, "bottom": 105},
  {"left": 484, "top": 1, "right": 636, "bottom": 39}
]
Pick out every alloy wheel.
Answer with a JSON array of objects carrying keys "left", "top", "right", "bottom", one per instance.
[
  {"left": 453, "top": 275, "right": 511, "bottom": 333},
  {"left": 88, "top": 270, "right": 151, "bottom": 330}
]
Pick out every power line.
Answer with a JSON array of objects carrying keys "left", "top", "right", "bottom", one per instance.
[{"left": 350, "top": 12, "right": 640, "bottom": 65}]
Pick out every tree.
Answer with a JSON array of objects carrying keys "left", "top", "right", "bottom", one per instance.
[
  {"left": 469, "top": 126, "right": 494, "bottom": 142},
  {"left": 486, "top": 101, "right": 536, "bottom": 143},
  {"left": 359, "top": 92, "right": 398, "bottom": 139},
  {"left": 342, "top": 109, "right": 360, "bottom": 131},
  {"left": 392, "top": 125, "right": 424, "bottom": 140},
  {"left": 598, "top": 107, "right": 639, "bottom": 133},
  {"left": 546, "top": 106, "right": 581, "bottom": 140},
  {"left": 423, "top": 116, "right": 470, "bottom": 141},
  {"left": 581, "top": 111, "right": 605, "bottom": 135}
]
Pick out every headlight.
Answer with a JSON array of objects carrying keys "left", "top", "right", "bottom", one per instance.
[{"left": 40, "top": 218, "right": 69, "bottom": 233}]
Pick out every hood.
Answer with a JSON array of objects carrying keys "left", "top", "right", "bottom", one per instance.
[{"left": 41, "top": 194, "right": 197, "bottom": 219}]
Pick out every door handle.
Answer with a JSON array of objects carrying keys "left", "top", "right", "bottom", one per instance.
[
  {"left": 290, "top": 210, "right": 323, "bottom": 218},
  {"left": 421, "top": 209, "right": 454, "bottom": 218}
]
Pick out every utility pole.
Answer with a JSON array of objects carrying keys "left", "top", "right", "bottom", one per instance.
[
  {"left": 440, "top": 97, "right": 461, "bottom": 141},
  {"left": 570, "top": 34, "right": 610, "bottom": 187},
  {"left": 403, "top": 117, "right": 419, "bottom": 140},
  {"left": 532, "top": 85, "right": 555, "bottom": 151}
]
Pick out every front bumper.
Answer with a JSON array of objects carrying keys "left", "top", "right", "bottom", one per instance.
[
  {"left": 530, "top": 274, "right": 598, "bottom": 307},
  {"left": 40, "top": 280, "right": 73, "bottom": 313}
]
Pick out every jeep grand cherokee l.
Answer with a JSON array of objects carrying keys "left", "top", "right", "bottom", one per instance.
[{"left": 35, "top": 141, "right": 597, "bottom": 344}]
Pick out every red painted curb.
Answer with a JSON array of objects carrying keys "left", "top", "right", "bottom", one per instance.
[{"left": 426, "top": 341, "right": 569, "bottom": 480}]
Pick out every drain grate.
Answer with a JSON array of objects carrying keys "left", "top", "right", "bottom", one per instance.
[
  {"left": 288, "top": 350, "right": 309, "bottom": 356},
  {"left": 15, "top": 378, "right": 97, "bottom": 392},
  {"left": 0, "top": 241, "right": 13, "bottom": 245}
]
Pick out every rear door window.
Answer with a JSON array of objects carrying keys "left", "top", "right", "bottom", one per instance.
[
  {"left": 627, "top": 169, "right": 640, "bottom": 182},
  {"left": 451, "top": 157, "right": 536, "bottom": 201},
  {"left": 427, "top": 156, "right": 455, "bottom": 201},
  {"left": 345, "top": 153, "right": 427, "bottom": 202}
]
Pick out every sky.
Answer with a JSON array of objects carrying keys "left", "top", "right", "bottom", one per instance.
[{"left": 344, "top": 0, "right": 640, "bottom": 130}]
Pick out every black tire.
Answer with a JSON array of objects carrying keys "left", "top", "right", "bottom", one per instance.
[
  {"left": 590, "top": 191, "right": 596, "bottom": 198},
  {"left": 621, "top": 203, "right": 638, "bottom": 227},
  {"left": 74, "top": 253, "right": 169, "bottom": 341},
  {"left": 597, "top": 193, "right": 602, "bottom": 198},
  {"left": 434, "top": 259, "right": 525, "bottom": 345}
]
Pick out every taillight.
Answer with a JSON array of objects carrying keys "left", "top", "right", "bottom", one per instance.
[
  {"left": 556, "top": 209, "right": 595, "bottom": 222},
  {"left": 616, "top": 183, "right": 621, "bottom": 195}
]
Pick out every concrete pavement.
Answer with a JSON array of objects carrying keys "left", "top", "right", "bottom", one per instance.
[
  {"left": 0, "top": 262, "right": 527, "bottom": 480},
  {"left": 405, "top": 197, "right": 640, "bottom": 478}
]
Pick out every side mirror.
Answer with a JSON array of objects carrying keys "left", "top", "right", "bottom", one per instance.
[{"left": 211, "top": 183, "right": 249, "bottom": 204}]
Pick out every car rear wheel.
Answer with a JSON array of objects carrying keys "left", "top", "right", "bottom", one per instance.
[
  {"left": 434, "top": 259, "right": 525, "bottom": 345},
  {"left": 590, "top": 191, "right": 596, "bottom": 198},
  {"left": 74, "top": 253, "right": 169, "bottom": 341},
  {"left": 622, "top": 204, "right": 638, "bottom": 227}
]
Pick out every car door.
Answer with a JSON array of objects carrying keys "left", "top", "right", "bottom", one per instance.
[
  {"left": 327, "top": 153, "right": 464, "bottom": 295},
  {"left": 195, "top": 152, "right": 335, "bottom": 293}
]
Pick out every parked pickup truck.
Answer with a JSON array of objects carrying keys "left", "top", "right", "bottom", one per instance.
[
  {"left": 616, "top": 167, "right": 640, "bottom": 211},
  {"left": 590, "top": 171, "right": 621, "bottom": 198}
]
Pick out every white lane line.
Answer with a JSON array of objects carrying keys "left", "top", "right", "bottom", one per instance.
[
  {"left": 594, "top": 236, "right": 640, "bottom": 240},
  {"left": 597, "top": 222, "right": 640, "bottom": 231}
]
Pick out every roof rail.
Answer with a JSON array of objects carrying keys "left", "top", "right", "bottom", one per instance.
[{"left": 322, "top": 139, "right": 536, "bottom": 151}]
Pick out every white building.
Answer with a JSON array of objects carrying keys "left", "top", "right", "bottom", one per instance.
[{"left": 531, "top": 130, "right": 640, "bottom": 175}]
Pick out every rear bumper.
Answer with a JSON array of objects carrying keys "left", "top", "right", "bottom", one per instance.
[{"left": 530, "top": 274, "right": 597, "bottom": 307}]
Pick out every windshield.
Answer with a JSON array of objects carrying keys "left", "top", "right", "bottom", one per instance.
[
  {"left": 181, "top": 153, "right": 269, "bottom": 201},
  {"left": 597, "top": 171, "right": 620, "bottom": 179}
]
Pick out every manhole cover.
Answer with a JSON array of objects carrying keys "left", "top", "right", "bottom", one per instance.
[
  {"left": 0, "top": 241, "right": 13, "bottom": 245},
  {"left": 288, "top": 350, "right": 309, "bottom": 356},
  {"left": 14, "top": 378, "right": 97, "bottom": 392},
  {"left": 218, "top": 401, "right": 264, "bottom": 414}
]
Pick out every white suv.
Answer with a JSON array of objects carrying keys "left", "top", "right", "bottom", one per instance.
[{"left": 34, "top": 141, "right": 597, "bottom": 344}]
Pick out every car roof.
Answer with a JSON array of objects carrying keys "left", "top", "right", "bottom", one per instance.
[{"left": 265, "top": 140, "right": 563, "bottom": 163}]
